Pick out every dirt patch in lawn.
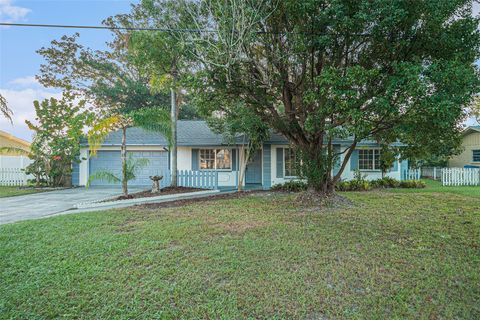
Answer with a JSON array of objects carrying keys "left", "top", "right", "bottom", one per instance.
[
  {"left": 134, "top": 190, "right": 270, "bottom": 209},
  {"left": 113, "top": 186, "right": 204, "bottom": 201}
]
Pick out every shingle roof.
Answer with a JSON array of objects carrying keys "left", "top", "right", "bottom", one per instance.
[
  {"left": 80, "top": 121, "right": 237, "bottom": 146},
  {"left": 80, "top": 120, "right": 404, "bottom": 147}
]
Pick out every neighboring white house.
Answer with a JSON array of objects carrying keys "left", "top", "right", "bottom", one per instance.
[
  {"left": 0, "top": 130, "right": 32, "bottom": 169},
  {"left": 74, "top": 121, "right": 408, "bottom": 189}
]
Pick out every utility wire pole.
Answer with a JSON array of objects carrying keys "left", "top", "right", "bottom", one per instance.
[{"left": 170, "top": 69, "right": 178, "bottom": 187}]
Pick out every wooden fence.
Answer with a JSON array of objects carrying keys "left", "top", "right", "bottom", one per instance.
[
  {"left": 442, "top": 168, "right": 480, "bottom": 186},
  {"left": 420, "top": 167, "right": 442, "bottom": 181},
  {"left": 145, "top": 170, "right": 219, "bottom": 189},
  {"left": 402, "top": 168, "right": 421, "bottom": 180},
  {"left": 0, "top": 168, "right": 28, "bottom": 186},
  {"left": 176, "top": 170, "right": 218, "bottom": 189}
]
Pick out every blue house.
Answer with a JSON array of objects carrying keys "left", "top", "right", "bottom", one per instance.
[{"left": 73, "top": 120, "right": 408, "bottom": 188}]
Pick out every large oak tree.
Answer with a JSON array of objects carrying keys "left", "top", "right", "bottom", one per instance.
[{"left": 184, "top": 0, "right": 480, "bottom": 193}]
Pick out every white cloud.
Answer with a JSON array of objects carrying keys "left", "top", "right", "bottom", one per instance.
[
  {"left": 0, "top": 87, "right": 62, "bottom": 142},
  {"left": 8, "top": 76, "right": 39, "bottom": 87},
  {"left": 0, "top": 0, "right": 30, "bottom": 22}
]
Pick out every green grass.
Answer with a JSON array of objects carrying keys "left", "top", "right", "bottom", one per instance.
[
  {"left": 1, "top": 189, "right": 479, "bottom": 319},
  {"left": 390, "top": 179, "right": 480, "bottom": 197},
  {"left": 0, "top": 186, "right": 46, "bottom": 198}
]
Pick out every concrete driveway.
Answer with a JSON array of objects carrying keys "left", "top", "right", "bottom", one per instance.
[{"left": 0, "top": 187, "right": 145, "bottom": 225}]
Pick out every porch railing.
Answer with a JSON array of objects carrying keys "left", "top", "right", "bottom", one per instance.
[{"left": 176, "top": 170, "right": 218, "bottom": 189}]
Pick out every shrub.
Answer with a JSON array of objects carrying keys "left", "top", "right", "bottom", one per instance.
[
  {"left": 271, "top": 180, "right": 307, "bottom": 192},
  {"left": 370, "top": 177, "right": 400, "bottom": 188},
  {"left": 399, "top": 180, "right": 426, "bottom": 188},
  {"left": 335, "top": 180, "right": 371, "bottom": 191}
]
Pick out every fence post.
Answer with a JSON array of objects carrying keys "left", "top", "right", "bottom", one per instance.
[{"left": 215, "top": 171, "right": 219, "bottom": 189}]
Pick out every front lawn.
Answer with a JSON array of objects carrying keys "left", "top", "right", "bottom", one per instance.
[
  {"left": 1, "top": 190, "right": 479, "bottom": 318},
  {"left": 0, "top": 186, "right": 46, "bottom": 198},
  {"left": 390, "top": 179, "right": 480, "bottom": 198}
]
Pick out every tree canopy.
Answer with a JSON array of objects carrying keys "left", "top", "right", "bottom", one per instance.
[{"left": 183, "top": 0, "right": 480, "bottom": 193}]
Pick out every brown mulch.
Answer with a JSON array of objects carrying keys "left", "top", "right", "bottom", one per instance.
[
  {"left": 134, "top": 190, "right": 269, "bottom": 209},
  {"left": 115, "top": 186, "right": 204, "bottom": 201}
]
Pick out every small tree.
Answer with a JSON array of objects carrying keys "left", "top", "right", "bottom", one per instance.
[
  {"left": 87, "top": 155, "right": 150, "bottom": 189},
  {"left": 88, "top": 108, "right": 171, "bottom": 197},
  {"left": 25, "top": 95, "right": 92, "bottom": 187},
  {"left": 378, "top": 145, "right": 397, "bottom": 178},
  {"left": 201, "top": 102, "right": 269, "bottom": 191}
]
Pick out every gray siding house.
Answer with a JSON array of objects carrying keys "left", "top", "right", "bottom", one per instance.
[{"left": 73, "top": 120, "right": 408, "bottom": 188}]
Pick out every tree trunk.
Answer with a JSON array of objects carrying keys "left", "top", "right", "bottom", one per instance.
[
  {"left": 237, "top": 145, "right": 250, "bottom": 191},
  {"left": 170, "top": 75, "right": 178, "bottom": 187},
  {"left": 121, "top": 127, "right": 128, "bottom": 196},
  {"left": 303, "top": 141, "right": 357, "bottom": 196}
]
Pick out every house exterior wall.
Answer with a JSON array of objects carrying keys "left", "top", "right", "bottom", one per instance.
[
  {"left": 177, "top": 146, "right": 240, "bottom": 187},
  {"left": 448, "top": 131, "right": 480, "bottom": 168},
  {"left": 0, "top": 131, "right": 30, "bottom": 156},
  {"left": 269, "top": 144, "right": 402, "bottom": 187}
]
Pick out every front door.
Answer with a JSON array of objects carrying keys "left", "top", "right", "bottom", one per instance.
[{"left": 245, "top": 150, "right": 262, "bottom": 184}]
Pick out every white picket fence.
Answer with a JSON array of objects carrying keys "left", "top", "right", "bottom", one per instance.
[
  {"left": 177, "top": 170, "right": 219, "bottom": 189},
  {"left": 442, "top": 168, "right": 480, "bottom": 186},
  {"left": 420, "top": 167, "right": 442, "bottom": 181},
  {"left": 0, "top": 168, "right": 28, "bottom": 186},
  {"left": 402, "top": 168, "right": 421, "bottom": 180}
]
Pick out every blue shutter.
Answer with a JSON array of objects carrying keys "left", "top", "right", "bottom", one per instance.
[
  {"left": 263, "top": 145, "right": 271, "bottom": 189},
  {"left": 232, "top": 148, "right": 237, "bottom": 170},
  {"left": 276, "top": 147, "right": 284, "bottom": 178},
  {"left": 332, "top": 145, "right": 341, "bottom": 176},
  {"left": 400, "top": 159, "right": 408, "bottom": 180},
  {"left": 350, "top": 149, "right": 359, "bottom": 171},
  {"left": 192, "top": 149, "right": 199, "bottom": 170}
]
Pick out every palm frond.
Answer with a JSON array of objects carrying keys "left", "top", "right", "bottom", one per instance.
[
  {"left": 86, "top": 171, "right": 121, "bottom": 188},
  {"left": 0, "top": 146, "right": 29, "bottom": 155},
  {"left": 0, "top": 94, "right": 13, "bottom": 124},
  {"left": 130, "top": 108, "right": 172, "bottom": 147},
  {"left": 88, "top": 115, "right": 133, "bottom": 156},
  {"left": 125, "top": 156, "right": 150, "bottom": 181}
]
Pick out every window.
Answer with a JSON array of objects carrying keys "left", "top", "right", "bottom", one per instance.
[
  {"left": 200, "top": 149, "right": 231, "bottom": 170},
  {"left": 284, "top": 148, "right": 298, "bottom": 177},
  {"left": 358, "top": 149, "right": 381, "bottom": 170},
  {"left": 473, "top": 150, "right": 480, "bottom": 162}
]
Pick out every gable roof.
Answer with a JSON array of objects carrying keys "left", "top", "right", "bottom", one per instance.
[
  {"left": 80, "top": 120, "right": 404, "bottom": 147},
  {"left": 0, "top": 130, "right": 31, "bottom": 150},
  {"left": 80, "top": 121, "right": 238, "bottom": 147},
  {"left": 462, "top": 126, "right": 480, "bottom": 136}
]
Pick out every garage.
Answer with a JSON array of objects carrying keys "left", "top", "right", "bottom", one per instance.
[{"left": 88, "top": 150, "right": 169, "bottom": 186}]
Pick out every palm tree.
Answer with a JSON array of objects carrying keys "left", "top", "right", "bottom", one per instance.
[
  {"left": 86, "top": 155, "right": 150, "bottom": 189},
  {"left": 1, "top": 94, "right": 13, "bottom": 124},
  {"left": 88, "top": 108, "right": 171, "bottom": 196}
]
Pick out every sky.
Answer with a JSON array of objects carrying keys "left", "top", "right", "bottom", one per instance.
[{"left": 0, "top": 0, "right": 479, "bottom": 142}]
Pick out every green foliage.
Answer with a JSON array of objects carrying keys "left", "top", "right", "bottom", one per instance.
[
  {"left": 399, "top": 180, "right": 426, "bottom": 189},
  {"left": 271, "top": 180, "right": 307, "bottom": 192},
  {"left": 37, "top": 18, "right": 169, "bottom": 116},
  {"left": 87, "top": 155, "right": 149, "bottom": 187},
  {"left": 24, "top": 95, "right": 93, "bottom": 187},
  {"left": 0, "top": 93, "right": 13, "bottom": 123},
  {"left": 370, "top": 177, "right": 400, "bottom": 189},
  {"left": 336, "top": 180, "right": 371, "bottom": 192},
  {"left": 187, "top": 0, "right": 480, "bottom": 192}
]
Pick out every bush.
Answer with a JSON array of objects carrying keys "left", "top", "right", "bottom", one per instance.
[
  {"left": 271, "top": 180, "right": 307, "bottom": 192},
  {"left": 335, "top": 180, "right": 371, "bottom": 191},
  {"left": 399, "top": 180, "right": 426, "bottom": 188},
  {"left": 370, "top": 177, "right": 400, "bottom": 188}
]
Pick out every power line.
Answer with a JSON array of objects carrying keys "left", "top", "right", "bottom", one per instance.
[
  {"left": 0, "top": 22, "right": 216, "bottom": 33},
  {"left": 0, "top": 22, "right": 372, "bottom": 37}
]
